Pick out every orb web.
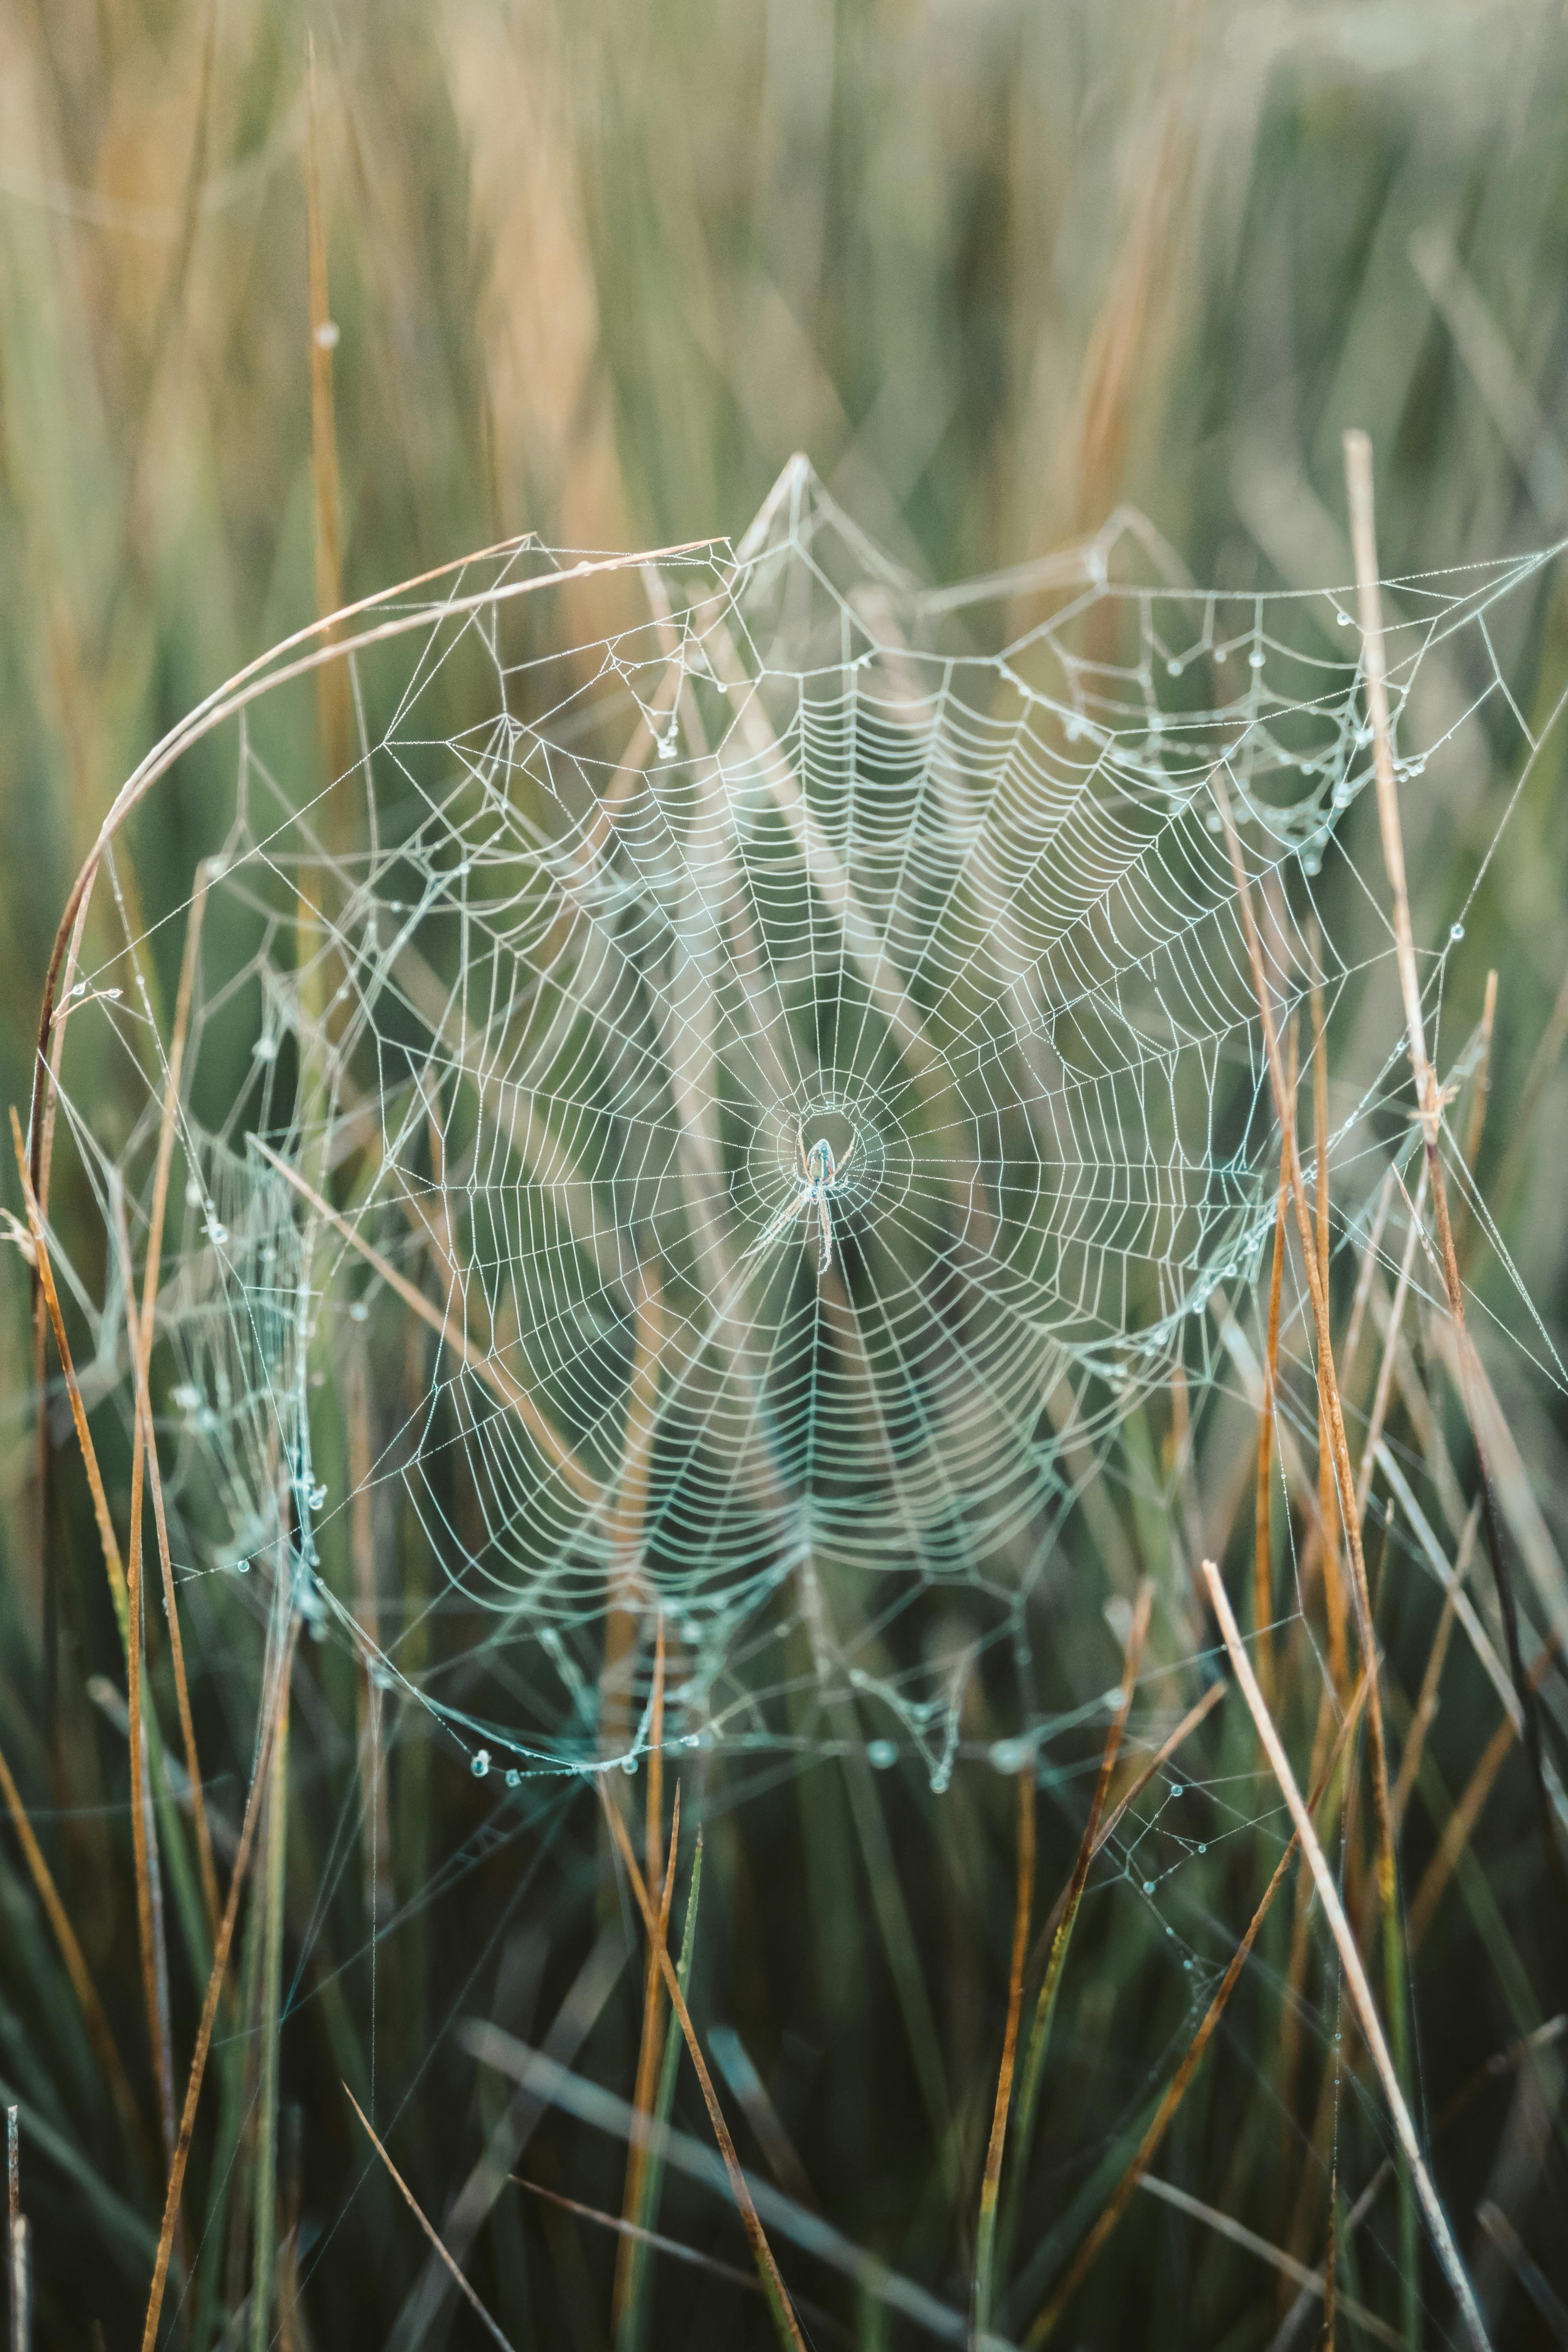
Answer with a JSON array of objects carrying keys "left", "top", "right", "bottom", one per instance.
[{"left": 34, "top": 458, "right": 1561, "bottom": 1787}]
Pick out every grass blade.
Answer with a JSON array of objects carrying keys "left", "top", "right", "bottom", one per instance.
[
  {"left": 1201, "top": 1558, "right": 1491, "bottom": 2352},
  {"left": 142, "top": 1618, "right": 300, "bottom": 2352},
  {"left": 601, "top": 1787, "right": 807, "bottom": 2351},
  {"left": 345, "top": 2088, "right": 517, "bottom": 2352},
  {"left": 971, "top": 1764, "right": 1034, "bottom": 2334},
  {"left": 998, "top": 1581, "right": 1152, "bottom": 2279},
  {"left": 619, "top": 1828, "right": 703, "bottom": 2352},
  {"left": 1023, "top": 1642, "right": 1372, "bottom": 2347}
]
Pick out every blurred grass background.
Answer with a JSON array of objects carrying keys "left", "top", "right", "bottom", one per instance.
[{"left": 4, "top": 1, "right": 1568, "bottom": 2346}]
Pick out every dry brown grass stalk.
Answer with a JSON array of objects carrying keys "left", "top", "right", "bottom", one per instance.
[
  {"left": 1025, "top": 1643, "right": 1373, "bottom": 2348},
  {"left": 971, "top": 1762, "right": 1035, "bottom": 2332},
  {"left": 601, "top": 1787, "right": 807, "bottom": 2352},
  {"left": 1407, "top": 1633, "right": 1561, "bottom": 1950},
  {"left": 10, "top": 1109, "right": 171, "bottom": 2169},
  {"left": 1256, "top": 1114, "right": 1289, "bottom": 1700},
  {"left": 614, "top": 1623, "right": 679, "bottom": 2331},
  {"left": 305, "top": 34, "right": 354, "bottom": 820},
  {"left": 1309, "top": 943, "right": 1350, "bottom": 1690},
  {"left": 1201, "top": 1559, "right": 1491, "bottom": 2352},
  {"left": 0, "top": 1736, "right": 145, "bottom": 2160},
  {"left": 140, "top": 1617, "right": 301, "bottom": 2352},
  {"left": 346, "top": 2088, "right": 517, "bottom": 2351},
  {"left": 1344, "top": 426, "right": 1560, "bottom": 1891}
]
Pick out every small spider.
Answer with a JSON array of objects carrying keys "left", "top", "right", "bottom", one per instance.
[{"left": 751, "top": 1125, "right": 857, "bottom": 1275}]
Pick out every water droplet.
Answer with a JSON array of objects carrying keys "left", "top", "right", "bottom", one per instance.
[
  {"left": 1450, "top": 922, "right": 1465, "bottom": 942},
  {"left": 236, "top": 1559, "right": 250, "bottom": 1575},
  {"left": 1214, "top": 647, "right": 1227, "bottom": 665},
  {"left": 621, "top": 1752, "right": 638, "bottom": 1775},
  {"left": 1169, "top": 1784, "right": 1182, "bottom": 1799},
  {"left": 867, "top": 1739, "right": 897, "bottom": 1771},
  {"left": 471, "top": 1748, "right": 491, "bottom": 1779},
  {"left": 350, "top": 1301, "right": 368, "bottom": 1323},
  {"left": 505, "top": 1768, "right": 520, "bottom": 1788},
  {"left": 185, "top": 1177, "right": 204, "bottom": 1204},
  {"left": 1249, "top": 649, "right": 1265, "bottom": 669},
  {"left": 1143, "top": 1878, "right": 1156, "bottom": 1894},
  {"left": 1337, "top": 610, "right": 1352, "bottom": 627},
  {"left": 1197, "top": 1842, "right": 1207, "bottom": 1855},
  {"left": 1167, "top": 658, "right": 1183, "bottom": 677}
]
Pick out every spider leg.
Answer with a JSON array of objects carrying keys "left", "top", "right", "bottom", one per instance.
[
  {"left": 797, "top": 1125, "right": 809, "bottom": 1181},
  {"left": 817, "top": 1195, "right": 833, "bottom": 1274}
]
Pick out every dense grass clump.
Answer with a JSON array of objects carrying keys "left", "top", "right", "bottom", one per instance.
[{"left": 4, "top": 6, "right": 1568, "bottom": 2348}]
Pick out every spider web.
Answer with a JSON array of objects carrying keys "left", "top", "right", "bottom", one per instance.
[{"left": 35, "top": 456, "right": 1563, "bottom": 1791}]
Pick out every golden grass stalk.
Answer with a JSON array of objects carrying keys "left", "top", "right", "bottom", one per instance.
[
  {"left": 0, "top": 1737, "right": 145, "bottom": 2158},
  {"left": 141, "top": 1617, "right": 300, "bottom": 2352},
  {"left": 1211, "top": 786, "right": 1412, "bottom": 2309},
  {"left": 122, "top": 871, "right": 220, "bottom": 1936},
  {"left": 998, "top": 1582, "right": 1152, "bottom": 2279},
  {"left": 305, "top": 33, "right": 354, "bottom": 822},
  {"left": 1339, "top": 1165, "right": 1395, "bottom": 1399},
  {"left": 1255, "top": 1119, "right": 1290, "bottom": 1702},
  {"left": 249, "top": 1659, "right": 291, "bottom": 2352},
  {"left": 9, "top": 1109, "right": 170, "bottom": 2164},
  {"left": 1354, "top": 1167, "right": 1426, "bottom": 1525},
  {"left": 345, "top": 2089, "right": 516, "bottom": 2351},
  {"left": 1025, "top": 1680, "right": 1225, "bottom": 1983},
  {"left": 1200, "top": 1559, "right": 1491, "bottom": 2352},
  {"left": 1024, "top": 1635, "right": 1372, "bottom": 2348},
  {"left": 1343, "top": 426, "right": 1558, "bottom": 1889},
  {"left": 600, "top": 1788, "right": 807, "bottom": 2352},
  {"left": 971, "top": 1762, "right": 1036, "bottom": 2334},
  {"left": 601, "top": 1262, "right": 665, "bottom": 1757},
  {"left": 1407, "top": 1634, "right": 1560, "bottom": 1950},
  {"left": 616, "top": 1759, "right": 682, "bottom": 2324},
  {"left": 345, "top": 1338, "right": 392, "bottom": 1909},
  {"left": 1133, "top": 2173, "right": 1395, "bottom": 2347},
  {"left": 1309, "top": 942, "right": 1350, "bottom": 1691}
]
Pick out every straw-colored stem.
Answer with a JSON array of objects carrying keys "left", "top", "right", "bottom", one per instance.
[
  {"left": 305, "top": 33, "right": 354, "bottom": 823},
  {"left": 619, "top": 1831, "right": 705, "bottom": 2352},
  {"left": 1344, "top": 426, "right": 1559, "bottom": 1891},
  {"left": 1000, "top": 1583, "right": 1152, "bottom": 2276},
  {"left": 346, "top": 2089, "right": 516, "bottom": 2351},
  {"left": 10, "top": 1111, "right": 170, "bottom": 2163},
  {"left": 1255, "top": 1125, "right": 1290, "bottom": 1702},
  {"left": 1211, "top": 784, "right": 1403, "bottom": 2024},
  {"left": 601, "top": 1789, "right": 807, "bottom": 2351},
  {"left": 249, "top": 1668, "right": 291, "bottom": 2352},
  {"left": 141, "top": 1618, "right": 300, "bottom": 2352},
  {"left": 1407, "top": 1635, "right": 1559, "bottom": 1950},
  {"left": 1355, "top": 1171, "right": 1427, "bottom": 1525},
  {"left": 1310, "top": 946, "right": 1350, "bottom": 1691},
  {"left": 1201, "top": 1560, "right": 1490, "bottom": 2352},
  {"left": 1025, "top": 1647, "right": 1371, "bottom": 2348},
  {"left": 0, "top": 1738, "right": 145, "bottom": 2159},
  {"left": 126, "top": 875, "right": 221, "bottom": 1937},
  {"left": 614, "top": 1761, "right": 680, "bottom": 2330},
  {"left": 972, "top": 1764, "right": 1036, "bottom": 2334}
]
